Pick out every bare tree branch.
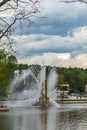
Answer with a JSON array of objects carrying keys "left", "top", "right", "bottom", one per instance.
[
  {"left": 0, "top": 0, "right": 40, "bottom": 49},
  {"left": 0, "top": 17, "right": 16, "bottom": 39},
  {"left": 0, "top": 0, "right": 11, "bottom": 7},
  {"left": 62, "top": 0, "right": 87, "bottom": 4}
]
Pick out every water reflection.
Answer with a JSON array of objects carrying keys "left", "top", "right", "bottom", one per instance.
[
  {"left": 39, "top": 107, "right": 57, "bottom": 130},
  {"left": 40, "top": 108, "right": 48, "bottom": 130},
  {"left": 11, "top": 108, "right": 42, "bottom": 130},
  {"left": 0, "top": 107, "right": 57, "bottom": 130},
  {"left": 0, "top": 105, "right": 87, "bottom": 130}
]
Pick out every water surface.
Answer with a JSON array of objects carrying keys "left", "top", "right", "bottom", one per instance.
[{"left": 0, "top": 104, "right": 87, "bottom": 130}]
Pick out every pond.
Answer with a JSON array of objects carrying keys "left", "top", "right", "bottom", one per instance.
[{"left": 0, "top": 104, "right": 87, "bottom": 130}]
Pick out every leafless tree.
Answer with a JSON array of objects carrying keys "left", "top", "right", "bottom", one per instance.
[
  {"left": 62, "top": 0, "right": 87, "bottom": 4},
  {"left": 0, "top": 0, "right": 40, "bottom": 50}
]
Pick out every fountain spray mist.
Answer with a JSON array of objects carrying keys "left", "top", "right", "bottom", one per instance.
[{"left": 8, "top": 66, "right": 60, "bottom": 107}]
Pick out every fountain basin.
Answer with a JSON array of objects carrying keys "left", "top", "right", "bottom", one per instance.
[{"left": 33, "top": 96, "right": 52, "bottom": 107}]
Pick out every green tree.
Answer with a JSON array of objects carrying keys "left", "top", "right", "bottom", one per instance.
[
  {"left": 58, "top": 75, "right": 65, "bottom": 90},
  {"left": 0, "top": 49, "right": 7, "bottom": 64},
  {"left": 64, "top": 68, "right": 85, "bottom": 93},
  {"left": 6, "top": 55, "right": 18, "bottom": 79},
  {"left": 0, "top": 49, "right": 18, "bottom": 99},
  {"left": 7, "top": 55, "right": 18, "bottom": 65},
  {"left": 57, "top": 67, "right": 87, "bottom": 93}
]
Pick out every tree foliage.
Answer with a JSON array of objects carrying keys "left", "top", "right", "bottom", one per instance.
[
  {"left": 0, "top": 49, "right": 18, "bottom": 99},
  {"left": 0, "top": 50, "right": 87, "bottom": 99},
  {"left": 57, "top": 67, "right": 87, "bottom": 93}
]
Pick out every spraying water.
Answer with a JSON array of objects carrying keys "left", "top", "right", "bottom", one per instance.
[{"left": 8, "top": 66, "right": 60, "bottom": 107}]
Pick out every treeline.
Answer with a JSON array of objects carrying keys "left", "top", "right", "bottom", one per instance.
[
  {"left": 0, "top": 49, "right": 87, "bottom": 100},
  {"left": 57, "top": 67, "right": 87, "bottom": 93},
  {"left": 0, "top": 49, "right": 28, "bottom": 100}
]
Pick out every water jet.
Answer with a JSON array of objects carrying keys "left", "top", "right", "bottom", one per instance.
[
  {"left": 8, "top": 66, "right": 59, "bottom": 107},
  {"left": 33, "top": 78, "right": 52, "bottom": 106}
]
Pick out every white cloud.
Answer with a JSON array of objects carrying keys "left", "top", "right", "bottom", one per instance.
[
  {"left": 1, "top": 0, "right": 87, "bottom": 69},
  {"left": 13, "top": 26, "right": 87, "bottom": 54},
  {"left": 18, "top": 53, "right": 87, "bottom": 68},
  {"left": 12, "top": 23, "right": 87, "bottom": 68},
  {"left": 18, "top": 52, "right": 68, "bottom": 66},
  {"left": 42, "top": 0, "right": 87, "bottom": 20}
]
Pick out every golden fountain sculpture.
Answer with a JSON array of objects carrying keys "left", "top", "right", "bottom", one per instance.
[{"left": 35, "top": 78, "right": 52, "bottom": 106}]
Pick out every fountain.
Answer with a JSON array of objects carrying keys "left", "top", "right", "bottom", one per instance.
[
  {"left": 8, "top": 66, "right": 59, "bottom": 107},
  {"left": 33, "top": 77, "right": 52, "bottom": 106}
]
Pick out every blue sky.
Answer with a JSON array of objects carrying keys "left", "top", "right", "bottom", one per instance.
[{"left": 13, "top": 0, "right": 87, "bottom": 68}]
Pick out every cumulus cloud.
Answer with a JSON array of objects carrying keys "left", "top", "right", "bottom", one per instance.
[
  {"left": 12, "top": 25, "right": 87, "bottom": 68},
  {"left": 2, "top": 0, "right": 87, "bottom": 68},
  {"left": 13, "top": 26, "right": 87, "bottom": 55},
  {"left": 18, "top": 53, "right": 87, "bottom": 68},
  {"left": 12, "top": 0, "right": 87, "bottom": 36},
  {"left": 18, "top": 52, "right": 70, "bottom": 66},
  {"left": 20, "top": 0, "right": 87, "bottom": 36}
]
